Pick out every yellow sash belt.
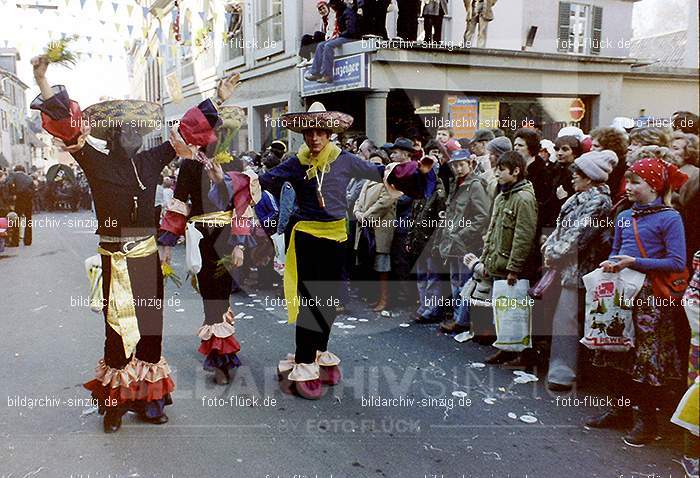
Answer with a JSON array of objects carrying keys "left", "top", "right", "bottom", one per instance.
[
  {"left": 188, "top": 210, "right": 233, "bottom": 227},
  {"left": 284, "top": 219, "right": 347, "bottom": 324},
  {"left": 96, "top": 236, "right": 158, "bottom": 358}
]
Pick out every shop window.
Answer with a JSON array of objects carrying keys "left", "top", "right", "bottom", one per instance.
[
  {"left": 196, "top": 0, "right": 215, "bottom": 67},
  {"left": 259, "top": 103, "right": 288, "bottom": 149},
  {"left": 255, "top": 0, "right": 283, "bottom": 57},
  {"left": 557, "top": 2, "right": 603, "bottom": 55}
]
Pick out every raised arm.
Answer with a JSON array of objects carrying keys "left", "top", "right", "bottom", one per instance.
[{"left": 30, "top": 56, "right": 88, "bottom": 152}]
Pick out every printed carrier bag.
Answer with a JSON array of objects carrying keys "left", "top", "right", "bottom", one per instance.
[
  {"left": 580, "top": 267, "right": 646, "bottom": 352},
  {"left": 492, "top": 279, "right": 532, "bottom": 352}
]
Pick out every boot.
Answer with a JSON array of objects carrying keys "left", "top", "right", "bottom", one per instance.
[
  {"left": 584, "top": 406, "right": 632, "bottom": 430},
  {"left": 439, "top": 318, "right": 470, "bottom": 334},
  {"left": 502, "top": 349, "right": 536, "bottom": 371},
  {"left": 484, "top": 350, "right": 517, "bottom": 365},
  {"left": 622, "top": 408, "right": 659, "bottom": 447},
  {"left": 103, "top": 407, "right": 126, "bottom": 433},
  {"left": 214, "top": 367, "right": 230, "bottom": 385},
  {"left": 373, "top": 272, "right": 389, "bottom": 312},
  {"left": 139, "top": 413, "right": 169, "bottom": 425}
]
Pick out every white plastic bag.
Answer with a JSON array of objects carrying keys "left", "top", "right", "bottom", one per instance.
[
  {"left": 270, "top": 232, "right": 286, "bottom": 276},
  {"left": 84, "top": 254, "right": 103, "bottom": 313},
  {"left": 492, "top": 279, "right": 532, "bottom": 352},
  {"left": 185, "top": 222, "right": 204, "bottom": 275},
  {"left": 580, "top": 267, "right": 645, "bottom": 352}
]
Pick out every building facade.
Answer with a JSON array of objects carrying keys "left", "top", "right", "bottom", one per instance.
[
  {"left": 129, "top": 0, "right": 698, "bottom": 150},
  {"left": 0, "top": 48, "right": 30, "bottom": 170}
]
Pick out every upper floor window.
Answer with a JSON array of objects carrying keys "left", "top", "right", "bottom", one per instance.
[
  {"left": 256, "top": 0, "right": 283, "bottom": 55},
  {"left": 224, "top": 1, "right": 245, "bottom": 62},
  {"left": 557, "top": 2, "right": 603, "bottom": 55},
  {"left": 181, "top": 9, "right": 194, "bottom": 80}
]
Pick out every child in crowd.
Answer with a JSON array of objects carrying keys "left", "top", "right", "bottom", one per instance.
[
  {"left": 436, "top": 149, "right": 491, "bottom": 333},
  {"left": 469, "top": 151, "right": 538, "bottom": 364},
  {"left": 587, "top": 156, "right": 688, "bottom": 447}
]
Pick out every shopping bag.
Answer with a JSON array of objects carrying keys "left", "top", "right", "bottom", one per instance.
[
  {"left": 185, "top": 222, "right": 204, "bottom": 275},
  {"left": 671, "top": 378, "right": 699, "bottom": 436},
  {"left": 580, "top": 267, "right": 645, "bottom": 352},
  {"left": 84, "top": 254, "right": 103, "bottom": 313},
  {"left": 528, "top": 268, "right": 558, "bottom": 300},
  {"left": 492, "top": 279, "right": 532, "bottom": 352},
  {"left": 460, "top": 276, "right": 492, "bottom": 307},
  {"left": 271, "top": 232, "right": 286, "bottom": 276}
]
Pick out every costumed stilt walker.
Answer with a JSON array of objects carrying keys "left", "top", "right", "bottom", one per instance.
[
  {"left": 159, "top": 97, "right": 256, "bottom": 385},
  {"left": 211, "top": 102, "right": 437, "bottom": 399},
  {"left": 30, "top": 54, "right": 238, "bottom": 432}
]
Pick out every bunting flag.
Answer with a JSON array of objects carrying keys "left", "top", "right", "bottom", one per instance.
[
  {"left": 96, "top": 0, "right": 103, "bottom": 12},
  {"left": 127, "top": 25, "right": 133, "bottom": 36},
  {"left": 198, "top": 11, "right": 205, "bottom": 22},
  {"left": 148, "top": 39, "right": 158, "bottom": 57},
  {"left": 80, "top": 0, "right": 87, "bottom": 9},
  {"left": 115, "top": 24, "right": 121, "bottom": 32},
  {"left": 65, "top": 0, "right": 70, "bottom": 6},
  {"left": 142, "top": 26, "right": 149, "bottom": 38},
  {"left": 156, "top": 26, "right": 162, "bottom": 41},
  {"left": 126, "top": 4, "right": 133, "bottom": 17},
  {"left": 142, "top": 6, "right": 148, "bottom": 18},
  {"left": 112, "top": 2, "right": 118, "bottom": 13}
]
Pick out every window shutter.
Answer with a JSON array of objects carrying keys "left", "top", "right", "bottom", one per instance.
[
  {"left": 557, "top": 2, "right": 571, "bottom": 52},
  {"left": 591, "top": 6, "right": 603, "bottom": 55}
]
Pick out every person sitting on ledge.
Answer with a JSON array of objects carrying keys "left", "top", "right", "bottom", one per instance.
[{"left": 305, "top": 0, "right": 359, "bottom": 84}]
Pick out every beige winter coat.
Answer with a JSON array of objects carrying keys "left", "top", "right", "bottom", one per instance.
[{"left": 353, "top": 180, "right": 398, "bottom": 254}]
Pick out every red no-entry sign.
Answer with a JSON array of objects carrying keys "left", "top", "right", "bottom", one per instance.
[{"left": 570, "top": 98, "right": 586, "bottom": 121}]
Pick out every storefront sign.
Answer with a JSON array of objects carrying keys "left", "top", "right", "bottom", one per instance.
[
  {"left": 301, "top": 53, "right": 369, "bottom": 97},
  {"left": 479, "top": 101, "right": 500, "bottom": 129},
  {"left": 447, "top": 96, "right": 479, "bottom": 139}
]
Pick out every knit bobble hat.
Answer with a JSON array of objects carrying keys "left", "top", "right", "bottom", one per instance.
[{"left": 574, "top": 149, "right": 618, "bottom": 182}]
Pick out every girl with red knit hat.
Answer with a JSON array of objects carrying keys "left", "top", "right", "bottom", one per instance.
[{"left": 585, "top": 156, "right": 689, "bottom": 447}]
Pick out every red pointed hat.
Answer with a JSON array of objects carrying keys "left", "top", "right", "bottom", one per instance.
[{"left": 178, "top": 103, "right": 218, "bottom": 146}]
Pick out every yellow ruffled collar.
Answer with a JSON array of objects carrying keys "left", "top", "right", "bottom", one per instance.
[{"left": 297, "top": 142, "right": 341, "bottom": 180}]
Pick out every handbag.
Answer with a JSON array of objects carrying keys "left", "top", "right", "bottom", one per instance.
[
  {"left": 528, "top": 268, "right": 558, "bottom": 300},
  {"left": 632, "top": 217, "right": 688, "bottom": 299}
]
